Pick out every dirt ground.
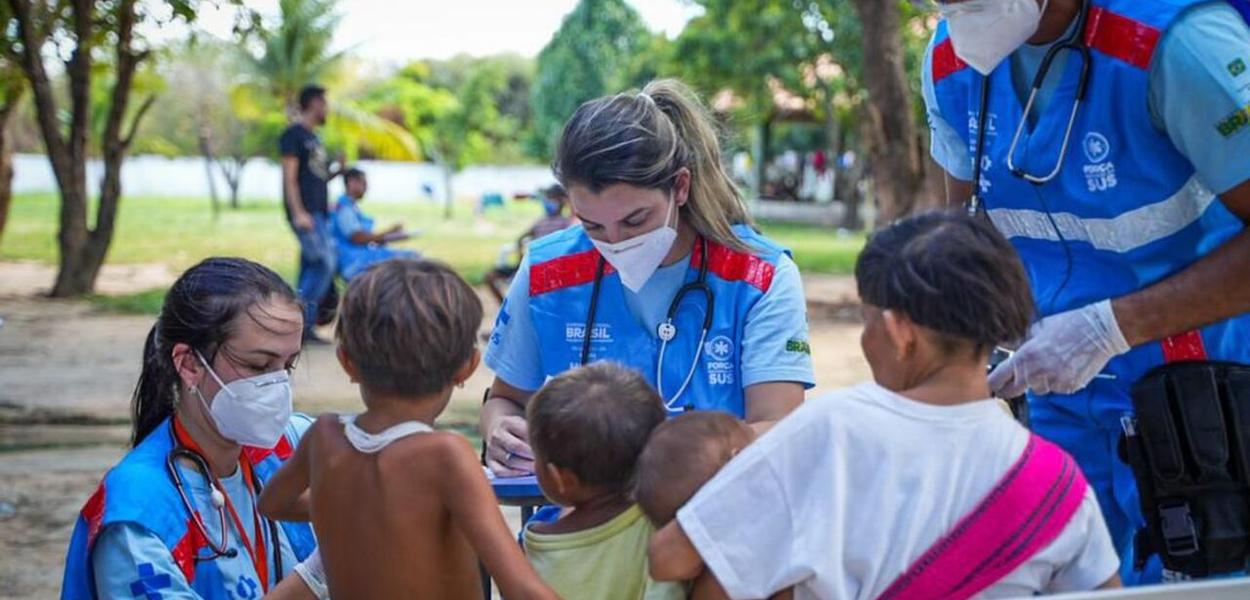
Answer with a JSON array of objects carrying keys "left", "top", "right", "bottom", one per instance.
[{"left": 0, "top": 261, "right": 869, "bottom": 599}]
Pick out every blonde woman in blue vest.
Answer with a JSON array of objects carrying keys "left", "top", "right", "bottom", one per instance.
[{"left": 480, "top": 79, "right": 815, "bottom": 477}]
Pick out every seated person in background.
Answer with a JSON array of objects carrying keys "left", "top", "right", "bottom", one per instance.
[
  {"left": 635, "top": 412, "right": 794, "bottom": 600},
  {"left": 649, "top": 211, "right": 1122, "bottom": 599},
  {"left": 258, "top": 259, "right": 556, "bottom": 600},
  {"left": 331, "top": 168, "right": 419, "bottom": 281},
  {"left": 485, "top": 184, "right": 575, "bottom": 304},
  {"left": 524, "top": 362, "right": 685, "bottom": 600}
]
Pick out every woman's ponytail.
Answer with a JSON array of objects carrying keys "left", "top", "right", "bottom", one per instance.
[
  {"left": 644, "top": 79, "right": 753, "bottom": 251},
  {"left": 554, "top": 78, "right": 754, "bottom": 253},
  {"left": 131, "top": 323, "right": 178, "bottom": 446}
]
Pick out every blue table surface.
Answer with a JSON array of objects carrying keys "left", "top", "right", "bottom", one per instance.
[{"left": 490, "top": 475, "right": 544, "bottom": 499}]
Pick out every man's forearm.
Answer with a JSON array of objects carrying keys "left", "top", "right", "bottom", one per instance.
[
  {"left": 1113, "top": 230, "right": 1250, "bottom": 346},
  {"left": 284, "top": 179, "right": 307, "bottom": 219}
]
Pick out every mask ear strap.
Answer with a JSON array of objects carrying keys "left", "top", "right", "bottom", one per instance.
[{"left": 194, "top": 350, "right": 232, "bottom": 392}]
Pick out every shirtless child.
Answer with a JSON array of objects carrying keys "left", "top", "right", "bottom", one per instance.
[{"left": 259, "top": 258, "right": 556, "bottom": 599}]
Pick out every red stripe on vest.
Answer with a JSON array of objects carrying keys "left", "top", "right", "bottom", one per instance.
[
  {"left": 81, "top": 483, "right": 107, "bottom": 545},
  {"left": 1084, "top": 7, "right": 1161, "bottom": 70},
  {"left": 692, "top": 239, "right": 776, "bottom": 293},
  {"left": 1162, "top": 330, "right": 1208, "bottom": 363},
  {"left": 529, "top": 249, "right": 615, "bottom": 296},
  {"left": 932, "top": 38, "right": 968, "bottom": 83},
  {"left": 242, "top": 435, "right": 293, "bottom": 465},
  {"left": 170, "top": 516, "right": 209, "bottom": 583}
]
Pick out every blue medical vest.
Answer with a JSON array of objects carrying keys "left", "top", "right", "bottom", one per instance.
[
  {"left": 929, "top": 0, "right": 1250, "bottom": 385},
  {"left": 526, "top": 224, "right": 788, "bottom": 418},
  {"left": 61, "top": 418, "right": 316, "bottom": 599}
]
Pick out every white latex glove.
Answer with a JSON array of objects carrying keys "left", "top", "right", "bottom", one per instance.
[
  {"left": 988, "top": 299, "right": 1131, "bottom": 398},
  {"left": 293, "top": 548, "right": 331, "bottom": 600}
]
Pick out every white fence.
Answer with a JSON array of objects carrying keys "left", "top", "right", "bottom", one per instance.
[{"left": 12, "top": 154, "right": 557, "bottom": 204}]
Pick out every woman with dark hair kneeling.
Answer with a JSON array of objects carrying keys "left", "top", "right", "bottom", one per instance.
[
  {"left": 649, "top": 212, "right": 1123, "bottom": 599},
  {"left": 62, "top": 257, "right": 321, "bottom": 599}
]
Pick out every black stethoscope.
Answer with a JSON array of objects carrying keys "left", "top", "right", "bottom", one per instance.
[
  {"left": 968, "top": 0, "right": 1093, "bottom": 215},
  {"left": 580, "top": 238, "right": 714, "bottom": 410},
  {"left": 165, "top": 426, "right": 284, "bottom": 579}
]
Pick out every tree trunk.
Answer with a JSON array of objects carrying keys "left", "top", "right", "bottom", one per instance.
[
  {"left": 219, "top": 156, "right": 248, "bottom": 209},
  {"left": 442, "top": 163, "right": 454, "bottom": 220},
  {"left": 198, "top": 128, "right": 221, "bottom": 218},
  {"left": 0, "top": 95, "right": 18, "bottom": 246},
  {"left": 849, "top": 0, "right": 926, "bottom": 224},
  {"left": 9, "top": 0, "right": 151, "bottom": 296}
]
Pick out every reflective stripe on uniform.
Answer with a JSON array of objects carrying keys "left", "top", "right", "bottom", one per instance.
[{"left": 986, "top": 176, "right": 1217, "bottom": 253}]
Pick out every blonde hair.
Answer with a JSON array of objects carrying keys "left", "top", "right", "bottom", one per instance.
[{"left": 553, "top": 79, "right": 754, "bottom": 253}]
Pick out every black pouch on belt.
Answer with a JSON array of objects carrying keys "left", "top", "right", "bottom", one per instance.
[{"left": 1119, "top": 362, "right": 1250, "bottom": 577}]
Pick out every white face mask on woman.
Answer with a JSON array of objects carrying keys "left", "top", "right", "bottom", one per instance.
[
  {"left": 940, "top": 0, "right": 1049, "bottom": 76},
  {"left": 591, "top": 195, "right": 679, "bottom": 292},
  {"left": 194, "top": 351, "right": 293, "bottom": 448}
]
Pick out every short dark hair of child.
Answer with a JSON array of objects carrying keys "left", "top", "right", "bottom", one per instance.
[
  {"left": 527, "top": 362, "right": 665, "bottom": 490},
  {"left": 855, "top": 210, "right": 1033, "bottom": 355},
  {"left": 344, "top": 168, "right": 366, "bottom": 184},
  {"left": 542, "top": 184, "right": 567, "bottom": 200},
  {"left": 298, "top": 84, "right": 326, "bottom": 110},
  {"left": 633, "top": 412, "right": 755, "bottom": 526},
  {"left": 336, "top": 258, "right": 482, "bottom": 396}
]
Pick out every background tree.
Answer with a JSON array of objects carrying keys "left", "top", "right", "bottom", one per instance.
[
  {"left": 3, "top": 0, "right": 218, "bottom": 296},
  {"left": 848, "top": 0, "right": 933, "bottom": 222},
  {"left": 245, "top": 0, "right": 417, "bottom": 166},
  {"left": 673, "top": 0, "right": 937, "bottom": 225},
  {"left": 245, "top": 0, "right": 343, "bottom": 115},
  {"left": 528, "top": 0, "right": 651, "bottom": 159},
  {"left": 0, "top": 2, "right": 24, "bottom": 246}
]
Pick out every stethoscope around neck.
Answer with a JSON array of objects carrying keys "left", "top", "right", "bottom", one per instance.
[
  {"left": 165, "top": 423, "right": 284, "bottom": 577},
  {"left": 579, "top": 238, "right": 714, "bottom": 412},
  {"left": 967, "top": 0, "right": 1093, "bottom": 216}
]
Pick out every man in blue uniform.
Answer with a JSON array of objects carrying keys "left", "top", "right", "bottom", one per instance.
[{"left": 923, "top": 0, "right": 1250, "bottom": 583}]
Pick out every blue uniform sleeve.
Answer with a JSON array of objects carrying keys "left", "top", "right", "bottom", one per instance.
[
  {"left": 93, "top": 523, "right": 201, "bottom": 599},
  {"left": 332, "top": 203, "right": 365, "bottom": 239},
  {"left": 923, "top": 39, "right": 975, "bottom": 181},
  {"left": 1149, "top": 2, "right": 1250, "bottom": 194},
  {"left": 740, "top": 254, "right": 815, "bottom": 389},
  {"left": 483, "top": 253, "right": 546, "bottom": 392}
]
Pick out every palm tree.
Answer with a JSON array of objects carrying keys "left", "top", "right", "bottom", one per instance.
[
  {"left": 246, "top": 0, "right": 345, "bottom": 116},
  {"left": 243, "top": 0, "right": 418, "bottom": 161}
]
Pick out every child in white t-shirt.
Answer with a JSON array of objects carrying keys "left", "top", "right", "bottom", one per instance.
[{"left": 648, "top": 211, "right": 1122, "bottom": 599}]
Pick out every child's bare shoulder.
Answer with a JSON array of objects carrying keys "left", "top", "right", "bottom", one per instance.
[{"left": 388, "top": 431, "right": 481, "bottom": 472}]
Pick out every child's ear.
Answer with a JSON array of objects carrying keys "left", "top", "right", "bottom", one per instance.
[
  {"left": 546, "top": 462, "right": 578, "bottom": 498},
  {"left": 453, "top": 349, "right": 482, "bottom": 388},
  {"left": 335, "top": 345, "right": 360, "bottom": 383},
  {"left": 882, "top": 309, "right": 917, "bottom": 360}
]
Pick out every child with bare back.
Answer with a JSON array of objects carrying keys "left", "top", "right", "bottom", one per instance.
[{"left": 259, "top": 258, "right": 557, "bottom": 600}]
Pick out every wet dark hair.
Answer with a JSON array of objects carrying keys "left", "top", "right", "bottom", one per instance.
[
  {"left": 855, "top": 211, "right": 1033, "bottom": 354},
  {"left": 131, "top": 258, "right": 299, "bottom": 445},
  {"left": 344, "top": 167, "right": 366, "bottom": 184},
  {"left": 336, "top": 258, "right": 482, "bottom": 397},
  {"left": 527, "top": 363, "right": 666, "bottom": 491},
  {"left": 298, "top": 84, "right": 326, "bottom": 111}
]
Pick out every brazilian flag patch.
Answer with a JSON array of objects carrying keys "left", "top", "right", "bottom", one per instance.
[
  {"left": 786, "top": 339, "right": 811, "bottom": 355},
  {"left": 1230, "top": 58, "right": 1247, "bottom": 78}
]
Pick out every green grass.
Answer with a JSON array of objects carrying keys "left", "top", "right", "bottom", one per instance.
[{"left": 2, "top": 193, "right": 863, "bottom": 314}]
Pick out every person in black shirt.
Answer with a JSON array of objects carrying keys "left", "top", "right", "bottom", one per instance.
[{"left": 280, "top": 84, "right": 341, "bottom": 343}]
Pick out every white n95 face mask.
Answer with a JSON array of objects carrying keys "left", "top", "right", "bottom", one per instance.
[
  {"left": 195, "top": 351, "right": 293, "bottom": 448},
  {"left": 940, "top": 0, "right": 1048, "bottom": 76},
  {"left": 591, "top": 196, "right": 679, "bottom": 292}
]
